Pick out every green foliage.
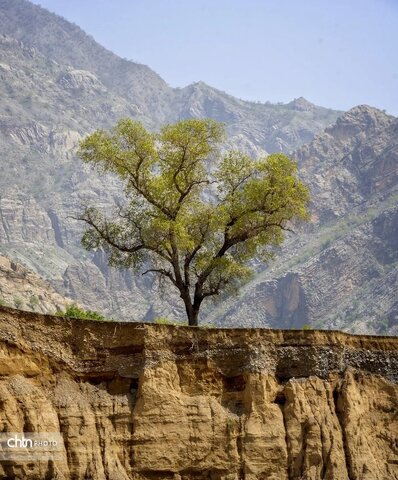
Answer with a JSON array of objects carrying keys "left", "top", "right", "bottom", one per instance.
[
  {"left": 13, "top": 297, "right": 23, "bottom": 309},
  {"left": 56, "top": 303, "right": 105, "bottom": 321},
  {"left": 302, "top": 324, "right": 313, "bottom": 330},
  {"left": 78, "top": 118, "right": 310, "bottom": 325},
  {"left": 321, "top": 237, "right": 332, "bottom": 250},
  {"left": 152, "top": 316, "right": 216, "bottom": 328},
  {"left": 153, "top": 316, "right": 183, "bottom": 326},
  {"left": 226, "top": 417, "right": 239, "bottom": 433},
  {"left": 29, "top": 294, "right": 39, "bottom": 311},
  {"left": 0, "top": 298, "right": 9, "bottom": 307}
]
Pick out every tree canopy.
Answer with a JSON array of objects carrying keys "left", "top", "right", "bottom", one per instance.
[{"left": 78, "top": 118, "right": 309, "bottom": 326}]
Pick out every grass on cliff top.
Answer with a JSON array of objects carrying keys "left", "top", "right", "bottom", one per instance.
[
  {"left": 53, "top": 307, "right": 216, "bottom": 327},
  {"left": 55, "top": 304, "right": 107, "bottom": 321}
]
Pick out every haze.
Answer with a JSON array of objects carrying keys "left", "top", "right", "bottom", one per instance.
[{"left": 32, "top": 0, "right": 398, "bottom": 115}]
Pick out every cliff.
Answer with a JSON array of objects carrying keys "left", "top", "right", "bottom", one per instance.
[
  {"left": 212, "top": 106, "right": 398, "bottom": 334},
  {"left": 0, "top": 306, "right": 397, "bottom": 479},
  {"left": 0, "top": 255, "right": 76, "bottom": 313},
  {"left": 0, "top": 0, "right": 340, "bottom": 326}
]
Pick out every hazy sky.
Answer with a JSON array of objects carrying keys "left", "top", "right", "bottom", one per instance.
[{"left": 34, "top": 0, "right": 398, "bottom": 114}]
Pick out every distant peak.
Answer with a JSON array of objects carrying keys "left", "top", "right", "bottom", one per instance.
[
  {"left": 182, "top": 81, "right": 222, "bottom": 98},
  {"left": 321, "top": 104, "right": 394, "bottom": 141},
  {"left": 343, "top": 104, "right": 390, "bottom": 117},
  {"left": 287, "top": 97, "right": 315, "bottom": 111},
  {"left": 336, "top": 105, "right": 393, "bottom": 127},
  {"left": 189, "top": 81, "right": 211, "bottom": 91}
]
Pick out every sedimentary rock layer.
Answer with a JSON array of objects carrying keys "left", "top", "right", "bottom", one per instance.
[{"left": 0, "top": 306, "right": 397, "bottom": 479}]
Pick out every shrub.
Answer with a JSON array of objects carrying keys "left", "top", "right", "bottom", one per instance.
[
  {"left": 56, "top": 303, "right": 105, "bottom": 321},
  {"left": 153, "top": 316, "right": 183, "bottom": 326},
  {"left": 0, "top": 298, "right": 9, "bottom": 307},
  {"left": 13, "top": 297, "right": 23, "bottom": 309},
  {"left": 226, "top": 417, "right": 239, "bottom": 433},
  {"left": 321, "top": 237, "right": 332, "bottom": 250},
  {"left": 29, "top": 294, "right": 39, "bottom": 311},
  {"left": 200, "top": 322, "right": 217, "bottom": 329}
]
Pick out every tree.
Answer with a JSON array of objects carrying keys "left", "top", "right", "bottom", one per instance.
[{"left": 78, "top": 118, "right": 309, "bottom": 326}]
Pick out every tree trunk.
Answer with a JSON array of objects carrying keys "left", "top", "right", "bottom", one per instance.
[
  {"left": 178, "top": 281, "right": 204, "bottom": 326},
  {"left": 184, "top": 302, "right": 199, "bottom": 326},
  {"left": 189, "top": 308, "right": 199, "bottom": 327},
  {"left": 180, "top": 289, "right": 199, "bottom": 326}
]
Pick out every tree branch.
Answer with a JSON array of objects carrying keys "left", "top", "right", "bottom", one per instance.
[
  {"left": 76, "top": 213, "right": 145, "bottom": 254},
  {"left": 194, "top": 215, "right": 291, "bottom": 299},
  {"left": 141, "top": 268, "right": 177, "bottom": 286}
]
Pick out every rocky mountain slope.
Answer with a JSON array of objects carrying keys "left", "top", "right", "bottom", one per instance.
[
  {"left": 0, "top": 254, "right": 76, "bottom": 314},
  {"left": 209, "top": 106, "right": 398, "bottom": 334},
  {"left": 0, "top": 0, "right": 339, "bottom": 150},
  {"left": 0, "top": 0, "right": 342, "bottom": 323},
  {"left": 0, "top": 0, "right": 396, "bottom": 335},
  {"left": 0, "top": 307, "right": 397, "bottom": 479}
]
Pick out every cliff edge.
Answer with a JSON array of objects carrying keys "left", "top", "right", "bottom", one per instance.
[{"left": 0, "top": 306, "right": 397, "bottom": 479}]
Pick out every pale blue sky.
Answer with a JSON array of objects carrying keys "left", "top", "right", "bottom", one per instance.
[{"left": 34, "top": 0, "right": 398, "bottom": 114}]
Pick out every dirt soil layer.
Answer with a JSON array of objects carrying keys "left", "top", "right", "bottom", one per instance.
[{"left": 0, "top": 306, "right": 397, "bottom": 479}]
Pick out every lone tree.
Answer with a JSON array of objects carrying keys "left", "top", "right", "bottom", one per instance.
[{"left": 78, "top": 118, "right": 309, "bottom": 326}]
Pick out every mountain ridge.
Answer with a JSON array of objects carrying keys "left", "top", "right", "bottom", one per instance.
[
  {"left": 207, "top": 105, "right": 398, "bottom": 334},
  {"left": 0, "top": 0, "right": 396, "bottom": 334},
  {"left": 0, "top": 0, "right": 171, "bottom": 120},
  {"left": 0, "top": 0, "right": 340, "bottom": 136}
]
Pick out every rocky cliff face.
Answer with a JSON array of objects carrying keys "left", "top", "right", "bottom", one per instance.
[
  {"left": 211, "top": 107, "right": 398, "bottom": 334},
  {"left": 0, "top": 255, "right": 76, "bottom": 313},
  {"left": 0, "top": 0, "right": 397, "bottom": 335},
  {"left": 0, "top": 306, "right": 397, "bottom": 479},
  {"left": 298, "top": 105, "right": 398, "bottom": 223},
  {"left": 0, "top": 0, "right": 341, "bottom": 324}
]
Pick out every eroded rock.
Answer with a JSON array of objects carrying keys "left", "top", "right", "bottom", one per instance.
[{"left": 0, "top": 307, "right": 396, "bottom": 479}]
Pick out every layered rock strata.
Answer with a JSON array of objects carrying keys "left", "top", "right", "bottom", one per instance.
[{"left": 0, "top": 306, "right": 397, "bottom": 479}]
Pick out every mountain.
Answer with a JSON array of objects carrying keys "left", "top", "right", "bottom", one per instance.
[
  {"left": 0, "top": 0, "right": 342, "bottom": 323},
  {"left": 0, "top": 0, "right": 396, "bottom": 335},
  {"left": 0, "top": 254, "right": 76, "bottom": 313},
  {"left": 208, "top": 106, "right": 398, "bottom": 334},
  {"left": 0, "top": 0, "right": 339, "bottom": 151},
  {"left": 171, "top": 83, "right": 338, "bottom": 154},
  {"left": 0, "top": 0, "right": 171, "bottom": 124}
]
